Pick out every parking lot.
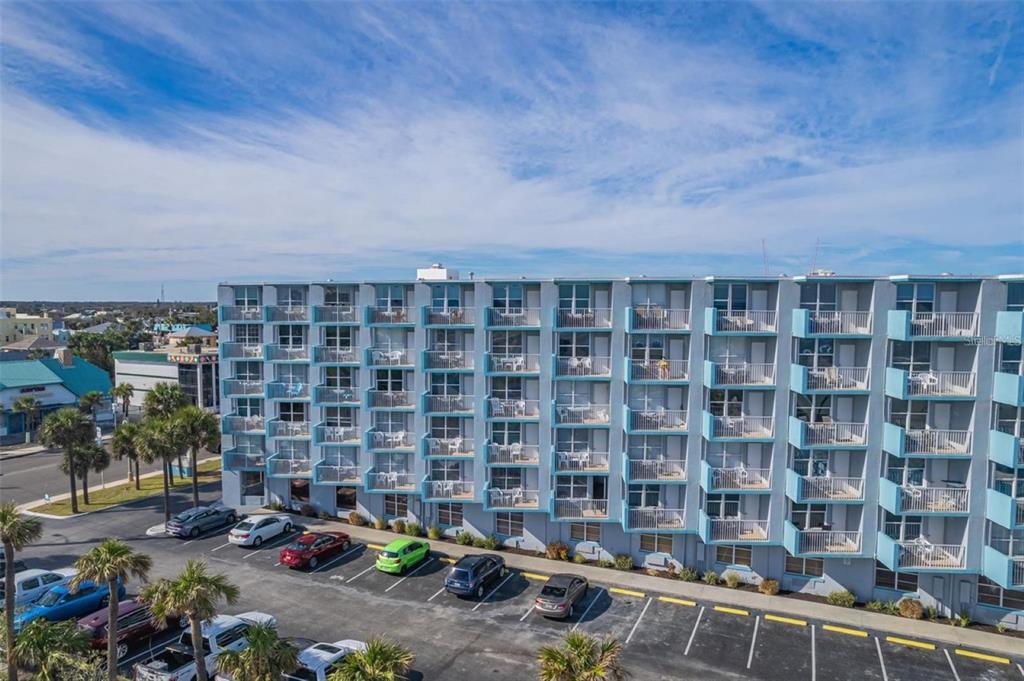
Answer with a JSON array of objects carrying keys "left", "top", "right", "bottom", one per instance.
[{"left": 16, "top": 489, "right": 1024, "bottom": 681}]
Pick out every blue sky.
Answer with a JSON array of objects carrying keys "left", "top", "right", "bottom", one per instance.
[{"left": 1, "top": 1, "right": 1021, "bottom": 300}]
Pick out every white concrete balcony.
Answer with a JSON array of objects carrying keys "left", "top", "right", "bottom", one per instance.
[
  {"left": 716, "top": 310, "right": 777, "bottom": 333},
  {"left": 554, "top": 450, "right": 610, "bottom": 473},
  {"left": 628, "top": 458, "right": 687, "bottom": 481},
  {"left": 424, "top": 480, "right": 474, "bottom": 500},
  {"left": 368, "top": 429, "right": 415, "bottom": 450},
  {"left": 708, "top": 415, "right": 774, "bottom": 439},
  {"left": 222, "top": 379, "right": 264, "bottom": 397},
  {"left": 222, "top": 342, "right": 264, "bottom": 360},
  {"left": 711, "top": 362, "right": 776, "bottom": 386},
  {"left": 426, "top": 307, "right": 474, "bottom": 325},
  {"left": 221, "top": 305, "right": 263, "bottom": 322},
  {"left": 314, "top": 386, "right": 358, "bottom": 404},
  {"left": 555, "top": 355, "right": 612, "bottom": 378},
  {"left": 366, "top": 469, "right": 417, "bottom": 491},
  {"left": 903, "top": 428, "right": 973, "bottom": 455},
  {"left": 314, "top": 346, "right": 359, "bottom": 364},
  {"left": 265, "top": 344, "right": 310, "bottom": 362},
  {"left": 895, "top": 540, "right": 966, "bottom": 569},
  {"left": 488, "top": 488, "right": 541, "bottom": 510},
  {"left": 266, "top": 382, "right": 311, "bottom": 400},
  {"left": 315, "top": 464, "right": 361, "bottom": 484},
  {"left": 368, "top": 348, "right": 412, "bottom": 366},
  {"left": 222, "top": 414, "right": 265, "bottom": 434},
  {"left": 803, "top": 421, "right": 867, "bottom": 447},
  {"left": 267, "top": 420, "right": 310, "bottom": 438},
  {"left": 368, "top": 306, "right": 412, "bottom": 324},
  {"left": 489, "top": 398, "right": 541, "bottom": 419},
  {"left": 316, "top": 425, "right": 361, "bottom": 445},
  {"left": 425, "top": 394, "right": 475, "bottom": 414},
  {"left": 368, "top": 390, "right": 414, "bottom": 409},
  {"left": 223, "top": 450, "right": 266, "bottom": 470},
  {"left": 554, "top": 403, "right": 611, "bottom": 425},
  {"left": 707, "top": 518, "right": 769, "bottom": 542},
  {"left": 425, "top": 437, "right": 475, "bottom": 457},
  {"left": 313, "top": 305, "right": 358, "bottom": 324},
  {"left": 488, "top": 353, "right": 541, "bottom": 373},
  {"left": 267, "top": 456, "right": 311, "bottom": 477},
  {"left": 710, "top": 466, "right": 771, "bottom": 491},
  {"left": 556, "top": 308, "right": 613, "bottom": 329},
  {"left": 425, "top": 350, "right": 473, "bottom": 370},
  {"left": 806, "top": 367, "right": 870, "bottom": 391},
  {"left": 798, "top": 476, "right": 865, "bottom": 501},
  {"left": 487, "top": 443, "right": 541, "bottom": 465},
  {"left": 630, "top": 307, "right": 691, "bottom": 331},
  {"left": 795, "top": 529, "right": 862, "bottom": 554},
  {"left": 808, "top": 311, "right": 872, "bottom": 335},
  {"left": 628, "top": 408, "right": 688, "bottom": 432},
  {"left": 906, "top": 370, "right": 977, "bottom": 398},
  {"left": 628, "top": 358, "right": 689, "bottom": 382},
  {"left": 553, "top": 498, "right": 609, "bottom": 519},
  {"left": 628, "top": 508, "right": 686, "bottom": 530},
  {"left": 266, "top": 305, "right": 309, "bottom": 322},
  {"left": 898, "top": 486, "right": 970, "bottom": 514},
  {"left": 487, "top": 307, "right": 541, "bottom": 327},
  {"left": 909, "top": 312, "right": 979, "bottom": 338}
]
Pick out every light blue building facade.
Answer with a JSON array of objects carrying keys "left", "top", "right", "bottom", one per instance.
[{"left": 217, "top": 270, "right": 1024, "bottom": 629}]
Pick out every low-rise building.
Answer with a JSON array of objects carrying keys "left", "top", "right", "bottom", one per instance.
[
  {"left": 0, "top": 308, "right": 53, "bottom": 344},
  {"left": 113, "top": 341, "right": 220, "bottom": 412}
]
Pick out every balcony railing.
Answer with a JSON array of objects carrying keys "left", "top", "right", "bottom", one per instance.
[
  {"left": 707, "top": 518, "right": 769, "bottom": 542},
  {"left": 628, "top": 508, "right": 686, "bottom": 530},
  {"left": 315, "top": 386, "right": 359, "bottom": 404},
  {"left": 631, "top": 307, "right": 690, "bottom": 331},
  {"left": 425, "top": 394, "right": 474, "bottom": 413},
  {"left": 712, "top": 363, "right": 775, "bottom": 386},
  {"left": 898, "top": 486, "right": 970, "bottom": 513},
  {"left": 266, "top": 382, "right": 311, "bottom": 400},
  {"left": 910, "top": 312, "right": 979, "bottom": 338},
  {"left": 904, "top": 428, "right": 972, "bottom": 455},
  {"left": 556, "top": 308, "right": 613, "bottom": 329},
  {"left": 896, "top": 540, "right": 966, "bottom": 569},
  {"left": 803, "top": 422, "right": 867, "bottom": 447},
  {"left": 716, "top": 310, "right": 777, "bottom": 333},
  {"left": 221, "top": 305, "right": 263, "bottom": 322},
  {"left": 368, "top": 306, "right": 412, "bottom": 324},
  {"left": 313, "top": 305, "right": 358, "bottom": 324},
  {"left": 807, "top": 367, "right": 870, "bottom": 391},
  {"left": 366, "top": 469, "right": 417, "bottom": 491},
  {"left": 710, "top": 467, "right": 771, "bottom": 490},
  {"left": 489, "top": 398, "right": 541, "bottom": 419},
  {"left": 553, "top": 498, "right": 609, "bottom": 519},
  {"left": 315, "top": 463, "right": 361, "bottom": 484},
  {"left": 368, "top": 390, "right": 414, "bottom": 409},
  {"left": 488, "top": 488, "right": 541, "bottom": 509},
  {"left": 554, "top": 450, "right": 610, "bottom": 473},
  {"left": 424, "top": 480, "right": 475, "bottom": 500},
  {"left": 223, "top": 450, "right": 266, "bottom": 470},
  {"left": 266, "top": 305, "right": 309, "bottom": 322},
  {"left": 628, "top": 458, "right": 687, "bottom": 481},
  {"left": 425, "top": 350, "right": 474, "bottom": 370},
  {"left": 487, "top": 443, "right": 541, "bottom": 465},
  {"left": 367, "top": 430, "right": 415, "bottom": 450},
  {"left": 487, "top": 307, "right": 541, "bottom": 327},
  {"left": 426, "top": 437, "right": 475, "bottom": 457},
  {"left": 223, "top": 414, "right": 265, "bottom": 433},
  {"left": 426, "top": 307, "right": 474, "bottom": 325},
  {"left": 488, "top": 353, "right": 541, "bottom": 373},
  {"left": 555, "top": 356, "right": 612, "bottom": 377},
  {"left": 265, "top": 344, "right": 310, "bottom": 361},
  {"left": 222, "top": 342, "right": 264, "bottom": 360},
  {"left": 799, "top": 476, "right": 865, "bottom": 501},
  {"left": 629, "top": 408, "right": 687, "bottom": 432},
  {"left": 267, "top": 456, "right": 311, "bottom": 477},
  {"left": 368, "top": 348, "right": 412, "bottom": 366},
  {"left": 267, "top": 420, "right": 310, "bottom": 438},
  {"left": 223, "top": 379, "right": 264, "bottom": 397},
  {"left": 906, "top": 370, "right": 977, "bottom": 397},
  {"left": 316, "top": 424, "right": 361, "bottom": 444},
  {"left": 314, "top": 346, "right": 359, "bottom": 364},
  {"left": 628, "top": 359, "right": 689, "bottom": 382},
  {"left": 808, "top": 311, "right": 872, "bottom": 335},
  {"left": 710, "top": 415, "right": 774, "bottom": 439},
  {"left": 796, "top": 529, "right": 862, "bottom": 554},
  {"left": 554, "top": 403, "right": 611, "bottom": 425}
]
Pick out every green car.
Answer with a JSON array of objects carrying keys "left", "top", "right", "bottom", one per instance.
[{"left": 375, "top": 539, "right": 430, "bottom": 574}]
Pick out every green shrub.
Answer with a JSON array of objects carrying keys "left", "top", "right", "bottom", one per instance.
[
  {"left": 996, "top": 622, "right": 1009, "bottom": 634},
  {"left": 826, "top": 590, "right": 855, "bottom": 608},
  {"left": 865, "top": 600, "right": 885, "bottom": 613},
  {"left": 373, "top": 517, "right": 387, "bottom": 531},
  {"left": 925, "top": 606, "right": 938, "bottom": 622},
  {"left": 951, "top": 611, "right": 970, "bottom": 628},
  {"left": 427, "top": 524, "right": 442, "bottom": 540},
  {"left": 390, "top": 519, "right": 406, "bottom": 534},
  {"left": 724, "top": 572, "right": 742, "bottom": 589},
  {"left": 455, "top": 531, "right": 474, "bottom": 545},
  {"left": 348, "top": 511, "right": 366, "bottom": 526},
  {"left": 882, "top": 601, "right": 900, "bottom": 616},
  {"left": 758, "top": 579, "right": 779, "bottom": 595},
  {"left": 701, "top": 570, "right": 720, "bottom": 586},
  {"left": 613, "top": 554, "right": 634, "bottom": 571},
  {"left": 898, "top": 598, "right": 923, "bottom": 620},
  {"left": 404, "top": 522, "right": 422, "bottom": 537},
  {"left": 481, "top": 535, "right": 502, "bottom": 550},
  {"left": 318, "top": 510, "right": 332, "bottom": 521},
  {"left": 596, "top": 559, "right": 615, "bottom": 568},
  {"left": 268, "top": 501, "right": 284, "bottom": 512},
  {"left": 677, "top": 567, "right": 699, "bottom": 582},
  {"left": 572, "top": 553, "right": 587, "bottom": 564},
  {"left": 472, "top": 536, "right": 489, "bottom": 548},
  {"left": 546, "top": 541, "right": 571, "bottom": 561}
]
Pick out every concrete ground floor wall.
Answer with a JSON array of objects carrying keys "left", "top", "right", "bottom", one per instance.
[{"left": 221, "top": 472, "right": 1023, "bottom": 632}]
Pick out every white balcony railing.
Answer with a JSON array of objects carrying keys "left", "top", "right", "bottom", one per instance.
[
  {"left": 797, "top": 529, "right": 862, "bottom": 554},
  {"left": 631, "top": 307, "right": 690, "bottom": 331},
  {"left": 628, "top": 507, "right": 686, "bottom": 530},
  {"left": 489, "top": 353, "right": 541, "bottom": 373},
  {"left": 489, "top": 398, "right": 541, "bottom": 419},
  {"left": 266, "top": 305, "right": 309, "bottom": 322},
  {"left": 317, "top": 425, "right": 360, "bottom": 444},
  {"left": 556, "top": 308, "right": 613, "bottom": 328},
  {"left": 368, "top": 390, "right": 414, "bottom": 409},
  {"left": 628, "top": 459, "right": 687, "bottom": 481},
  {"left": 799, "top": 476, "right": 865, "bottom": 500},
  {"left": 426, "top": 307, "right": 474, "bottom": 325},
  {"left": 425, "top": 350, "right": 474, "bottom": 370},
  {"left": 555, "top": 356, "right": 612, "bottom": 377},
  {"left": 221, "top": 305, "right": 263, "bottom": 322},
  {"left": 629, "top": 408, "right": 687, "bottom": 432},
  {"left": 266, "top": 382, "right": 311, "bottom": 400},
  {"left": 265, "top": 344, "right": 310, "bottom": 361},
  {"left": 316, "top": 464, "right": 361, "bottom": 483},
  {"left": 425, "top": 437, "right": 474, "bottom": 457},
  {"left": 899, "top": 486, "right": 970, "bottom": 513},
  {"left": 711, "top": 415, "right": 774, "bottom": 439},
  {"left": 907, "top": 370, "right": 977, "bottom": 397},
  {"left": 313, "top": 305, "right": 358, "bottom": 323},
  {"left": 896, "top": 540, "right": 966, "bottom": 569},
  {"left": 713, "top": 363, "right": 775, "bottom": 386},
  {"left": 223, "top": 450, "right": 266, "bottom": 469},
  {"left": 315, "top": 346, "right": 359, "bottom": 364},
  {"left": 806, "top": 367, "right": 870, "bottom": 391},
  {"left": 369, "top": 348, "right": 412, "bottom": 366},
  {"left": 366, "top": 470, "right": 417, "bottom": 491},
  {"left": 488, "top": 307, "right": 541, "bottom": 327},
  {"left": 555, "top": 403, "right": 611, "bottom": 425},
  {"left": 368, "top": 430, "right": 415, "bottom": 450},
  {"left": 222, "top": 342, "right": 264, "bottom": 360},
  {"left": 629, "top": 358, "right": 689, "bottom": 381},
  {"left": 425, "top": 480, "right": 474, "bottom": 499},
  {"left": 711, "top": 467, "right": 771, "bottom": 490},
  {"left": 910, "top": 312, "right": 979, "bottom": 337},
  {"left": 267, "top": 456, "right": 311, "bottom": 477},
  {"left": 368, "top": 306, "right": 412, "bottom": 324},
  {"left": 803, "top": 422, "right": 867, "bottom": 446},
  {"left": 708, "top": 518, "right": 770, "bottom": 542},
  {"left": 315, "top": 386, "right": 358, "bottom": 404},
  {"left": 488, "top": 488, "right": 541, "bottom": 509},
  {"left": 716, "top": 310, "right": 777, "bottom": 333},
  {"left": 267, "top": 420, "right": 310, "bottom": 438},
  {"left": 809, "top": 311, "right": 872, "bottom": 335},
  {"left": 425, "top": 394, "right": 474, "bottom": 413},
  {"left": 223, "top": 415, "right": 265, "bottom": 433},
  {"left": 903, "top": 429, "right": 972, "bottom": 455},
  {"left": 487, "top": 443, "right": 541, "bottom": 465},
  {"left": 222, "top": 379, "right": 264, "bottom": 396},
  {"left": 555, "top": 450, "right": 610, "bottom": 472},
  {"left": 553, "top": 498, "right": 609, "bottom": 519}
]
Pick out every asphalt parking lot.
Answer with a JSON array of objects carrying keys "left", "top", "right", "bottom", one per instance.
[{"left": 16, "top": 488, "right": 1024, "bottom": 681}]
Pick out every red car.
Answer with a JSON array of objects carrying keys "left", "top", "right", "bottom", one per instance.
[
  {"left": 279, "top": 531, "right": 352, "bottom": 570},
  {"left": 77, "top": 598, "right": 183, "bottom": 661}
]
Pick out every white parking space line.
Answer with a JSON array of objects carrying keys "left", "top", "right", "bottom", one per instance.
[
  {"left": 472, "top": 573, "right": 515, "bottom": 611},
  {"left": 428, "top": 586, "right": 447, "bottom": 602},
  {"left": 684, "top": 606, "right": 705, "bottom": 656},
  {"left": 384, "top": 558, "right": 436, "bottom": 592},
  {"left": 746, "top": 615, "right": 760, "bottom": 669},
  {"left": 810, "top": 625, "right": 816, "bottom": 681},
  {"left": 210, "top": 542, "right": 232, "bottom": 552},
  {"left": 347, "top": 565, "right": 377, "bottom": 583},
  {"left": 520, "top": 602, "right": 535, "bottom": 621},
  {"left": 875, "top": 637, "right": 889, "bottom": 681},
  {"left": 1017, "top": 663, "right": 1024, "bottom": 678},
  {"left": 624, "top": 597, "right": 653, "bottom": 645},
  {"left": 571, "top": 587, "right": 605, "bottom": 631},
  {"left": 943, "top": 649, "right": 960, "bottom": 681},
  {"left": 243, "top": 531, "right": 298, "bottom": 559},
  {"left": 312, "top": 545, "right": 363, "bottom": 573}
]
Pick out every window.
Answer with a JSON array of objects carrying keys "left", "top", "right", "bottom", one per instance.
[
  {"left": 216, "top": 624, "right": 249, "bottom": 648},
  {"left": 375, "top": 369, "right": 405, "bottom": 392},
  {"left": 1008, "top": 283, "right": 1024, "bottom": 312},
  {"left": 496, "top": 512, "right": 524, "bottom": 536},
  {"left": 492, "top": 284, "right": 524, "bottom": 310},
  {"left": 324, "top": 366, "right": 354, "bottom": 389},
  {"left": 874, "top": 561, "right": 918, "bottom": 592},
  {"left": 335, "top": 486, "right": 356, "bottom": 510},
  {"left": 431, "top": 284, "right": 461, "bottom": 310},
  {"left": 437, "top": 503, "right": 463, "bottom": 526},
  {"left": 239, "top": 471, "right": 264, "bottom": 497},
  {"left": 376, "top": 285, "right": 405, "bottom": 309},
  {"left": 490, "top": 422, "right": 521, "bottom": 445},
  {"left": 799, "top": 282, "right": 837, "bottom": 312},
  {"left": 324, "top": 326, "right": 354, "bottom": 348},
  {"left": 491, "top": 331, "right": 524, "bottom": 355},
  {"left": 640, "top": 533, "right": 672, "bottom": 553},
  {"left": 630, "top": 334, "right": 665, "bottom": 361},
  {"left": 998, "top": 343, "right": 1021, "bottom": 375},
  {"left": 234, "top": 286, "right": 260, "bottom": 307},
  {"left": 705, "top": 493, "right": 740, "bottom": 518},
  {"left": 557, "top": 332, "right": 591, "bottom": 358},
  {"left": 430, "top": 417, "right": 462, "bottom": 440},
  {"left": 384, "top": 494, "right": 408, "bottom": 517},
  {"left": 895, "top": 283, "right": 934, "bottom": 313},
  {"left": 976, "top": 577, "right": 1024, "bottom": 610},
  {"left": 322, "top": 407, "right": 355, "bottom": 427},
  {"left": 277, "top": 286, "right": 306, "bottom": 307},
  {"left": 323, "top": 285, "right": 353, "bottom": 307},
  {"left": 707, "top": 389, "right": 742, "bottom": 417},
  {"left": 279, "top": 402, "right": 307, "bottom": 422},
  {"left": 784, "top": 556, "right": 824, "bottom": 577},
  {"left": 233, "top": 324, "right": 261, "bottom": 344},
  {"left": 796, "top": 338, "right": 833, "bottom": 369},
  {"left": 794, "top": 394, "right": 832, "bottom": 423},
  {"left": 715, "top": 545, "right": 751, "bottom": 567},
  {"left": 627, "top": 484, "right": 661, "bottom": 508},
  {"left": 277, "top": 324, "right": 305, "bottom": 347},
  {"left": 558, "top": 284, "right": 590, "bottom": 311},
  {"left": 490, "top": 377, "right": 523, "bottom": 400},
  {"left": 713, "top": 283, "right": 747, "bottom": 312},
  {"left": 235, "top": 398, "right": 262, "bottom": 417},
  {"left": 429, "top": 372, "right": 461, "bottom": 396},
  {"left": 890, "top": 341, "right": 930, "bottom": 372},
  {"left": 490, "top": 467, "right": 522, "bottom": 490},
  {"left": 789, "top": 503, "right": 827, "bottom": 529},
  {"left": 570, "top": 523, "right": 601, "bottom": 542},
  {"left": 887, "top": 398, "right": 927, "bottom": 430}
]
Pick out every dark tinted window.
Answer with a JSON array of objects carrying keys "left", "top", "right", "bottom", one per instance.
[{"left": 541, "top": 585, "right": 566, "bottom": 598}]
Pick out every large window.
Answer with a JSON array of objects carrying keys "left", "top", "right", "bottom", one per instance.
[
  {"left": 324, "top": 326, "right": 354, "bottom": 348},
  {"left": 490, "top": 377, "right": 523, "bottom": 400},
  {"left": 713, "top": 283, "right": 747, "bottom": 312},
  {"left": 376, "top": 285, "right": 405, "bottom": 309},
  {"left": 570, "top": 523, "right": 600, "bottom": 542},
  {"left": 890, "top": 341, "right": 930, "bottom": 372},
  {"left": 799, "top": 282, "right": 836, "bottom": 312},
  {"left": 715, "top": 545, "right": 751, "bottom": 567},
  {"left": 976, "top": 577, "right": 1024, "bottom": 610},
  {"left": 558, "top": 332, "right": 591, "bottom": 358},
  {"left": 887, "top": 399, "right": 928, "bottom": 430},
  {"left": 437, "top": 503, "right": 463, "bottom": 527},
  {"left": 277, "top": 286, "right": 306, "bottom": 307},
  {"left": 630, "top": 334, "right": 665, "bottom": 361},
  {"left": 790, "top": 503, "right": 827, "bottom": 530},
  {"left": 1008, "top": 283, "right": 1024, "bottom": 312},
  {"left": 239, "top": 471, "right": 264, "bottom": 497},
  {"left": 491, "top": 331, "right": 524, "bottom": 355},
  {"left": 794, "top": 394, "right": 831, "bottom": 423},
  {"left": 384, "top": 494, "right": 408, "bottom": 517},
  {"left": 492, "top": 284, "right": 524, "bottom": 310},
  {"left": 323, "top": 285, "right": 353, "bottom": 307},
  {"left": 431, "top": 284, "right": 461, "bottom": 310},
  {"left": 277, "top": 325, "right": 305, "bottom": 347},
  {"left": 322, "top": 407, "right": 355, "bottom": 427},
  {"left": 707, "top": 389, "right": 742, "bottom": 417},
  {"left": 784, "top": 556, "right": 823, "bottom": 577},
  {"left": 558, "top": 284, "right": 590, "bottom": 311},
  {"left": 490, "top": 467, "right": 522, "bottom": 490},
  {"left": 234, "top": 286, "right": 260, "bottom": 307},
  {"left": 496, "top": 512, "right": 524, "bottom": 537},
  {"left": 705, "top": 494, "right": 740, "bottom": 518},
  {"left": 490, "top": 422, "right": 522, "bottom": 445},
  {"left": 234, "top": 324, "right": 261, "bottom": 344},
  {"left": 796, "top": 338, "right": 833, "bottom": 369},
  {"left": 627, "top": 484, "right": 661, "bottom": 508},
  {"left": 640, "top": 534, "right": 672, "bottom": 553},
  {"left": 874, "top": 562, "right": 918, "bottom": 592},
  {"left": 895, "top": 283, "right": 934, "bottom": 313}
]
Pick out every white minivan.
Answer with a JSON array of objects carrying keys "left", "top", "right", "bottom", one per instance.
[{"left": 0, "top": 568, "right": 77, "bottom": 607}]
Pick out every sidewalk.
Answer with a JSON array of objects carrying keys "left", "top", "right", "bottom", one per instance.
[
  {"left": 1, "top": 434, "right": 112, "bottom": 461},
  {"left": 292, "top": 515, "right": 1022, "bottom": 658}
]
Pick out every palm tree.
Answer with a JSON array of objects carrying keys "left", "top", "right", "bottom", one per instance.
[
  {"left": 135, "top": 418, "right": 184, "bottom": 523},
  {"left": 66, "top": 442, "right": 110, "bottom": 506},
  {"left": 39, "top": 408, "right": 93, "bottom": 514},
  {"left": 536, "top": 632, "right": 628, "bottom": 681},
  {"left": 0, "top": 502, "right": 43, "bottom": 681},
  {"left": 144, "top": 383, "right": 190, "bottom": 475},
  {"left": 327, "top": 637, "right": 414, "bottom": 681},
  {"left": 215, "top": 622, "right": 298, "bottom": 681},
  {"left": 9, "top": 619, "right": 92, "bottom": 681},
  {"left": 11, "top": 396, "right": 40, "bottom": 444},
  {"left": 173, "top": 406, "right": 220, "bottom": 508},
  {"left": 79, "top": 391, "right": 106, "bottom": 423},
  {"left": 72, "top": 539, "right": 152, "bottom": 680},
  {"left": 141, "top": 560, "right": 239, "bottom": 681},
  {"left": 111, "top": 421, "right": 143, "bottom": 490},
  {"left": 110, "top": 383, "right": 134, "bottom": 421}
]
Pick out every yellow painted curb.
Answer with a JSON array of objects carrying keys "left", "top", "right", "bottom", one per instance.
[
  {"left": 765, "top": 614, "right": 807, "bottom": 626},
  {"left": 822, "top": 625, "right": 868, "bottom": 637},
  {"left": 522, "top": 572, "right": 549, "bottom": 581},
  {"left": 885, "top": 636, "right": 935, "bottom": 651},
  {"left": 713, "top": 606, "right": 749, "bottom": 616},
  {"left": 658, "top": 596, "right": 696, "bottom": 607},
  {"left": 954, "top": 649, "right": 1010, "bottom": 665},
  {"left": 441, "top": 557, "right": 456, "bottom": 564},
  {"left": 609, "top": 587, "right": 646, "bottom": 598},
  {"left": 366, "top": 543, "right": 384, "bottom": 550}
]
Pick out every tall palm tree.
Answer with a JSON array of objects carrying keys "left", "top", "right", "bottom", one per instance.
[
  {"left": 141, "top": 560, "right": 239, "bottom": 681},
  {"left": 110, "top": 383, "right": 134, "bottom": 421},
  {"left": 173, "top": 405, "right": 220, "bottom": 508},
  {"left": 39, "top": 408, "right": 93, "bottom": 514},
  {"left": 65, "top": 442, "right": 110, "bottom": 506},
  {"left": 111, "top": 421, "right": 143, "bottom": 490},
  {"left": 72, "top": 539, "right": 152, "bottom": 680},
  {"left": 144, "top": 383, "right": 190, "bottom": 475},
  {"left": 79, "top": 391, "right": 106, "bottom": 423},
  {"left": 9, "top": 619, "right": 92, "bottom": 681},
  {"left": 11, "top": 396, "right": 40, "bottom": 444},
  {"left": 536, "top": 632, "right": 628, "bottom": 681},
  {"left": 0, "top": 502, "right": 43, "bottom": 681},
  {"left": 135, "top": 418, "right": 184, "bottom": 523},
  {"left": 327, "top": 637, "right": 414, "bottom": 681},
  {"left": 215, "top": 622, "right": 298, "bottom": 681}
]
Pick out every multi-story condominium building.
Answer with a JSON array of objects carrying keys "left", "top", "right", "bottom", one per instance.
[{"left": 217, "top": 267, "right": 1024, "bottom": 630}]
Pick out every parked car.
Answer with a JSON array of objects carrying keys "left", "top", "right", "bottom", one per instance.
[
  {"left": 78, "top": 598, "right": 184, "bottom": 661},
  {"left": 165, "top": 505, "right": 239, "bottom": 538},
  {"left": 134, "top": 611, "right": 276, "bottom": 681},
  {"left": 279, "top": 532, "right": 351, "bottom": 570},
  {"left": 0, "top": 558, "right": 28, "bottom": 579},
  {"left": 283, "top": 640, "right": 368, "bottom": 681},
  {"left": 374, "top": 539, "right": 429, "bottom": 575},
  {"left": 12, "top": 578, "right": 125, "bottom": 633},
  {"left": 214, "top": 637, "right": 316, "bottom": 681},
  {"left": 444, "top": 554, "right": 507, "bottom": 598},
  {"left": 533, "top": 573, "right": 589, "bottom": 619},
  {"left": 228, "top": 514, "right": 294, "bottom": 547},
  {"left": 0, "top": 568, "right": 76, "bottom": 608}
]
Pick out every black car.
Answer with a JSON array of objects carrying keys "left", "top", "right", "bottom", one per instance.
[
  {"left": 533, "top": 573, "right": 589, "bottom": 619},
  {"left": 444, "top": 554, "right": 507, "bottom": 598},
  {"left": 0, "top": 559, "right": 28, "bottom": 579}
]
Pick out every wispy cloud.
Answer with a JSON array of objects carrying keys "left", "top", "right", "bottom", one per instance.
[{"left": 1, "top": 1, "right": 1021, "bottom": 300}]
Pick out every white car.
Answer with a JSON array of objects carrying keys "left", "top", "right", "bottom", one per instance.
[
  {"left": 284, "top": 640, "right": 368, "bottom": 681},
  {"left": 228, "top": 514, "right": 294, "bottom": 547},
  {"left": 0, "top": 568, "right": 76, "bottom": 608}
]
